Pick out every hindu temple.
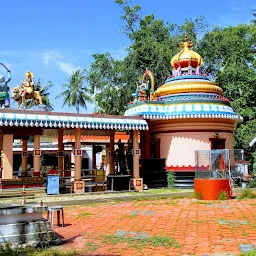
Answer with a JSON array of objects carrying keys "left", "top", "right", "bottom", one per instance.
[
  {"left": 125, "top": 35, "right": 242, "bottom": 187},
  {"left": 0, "top": 35, "right": 243, "bottom": 192}
]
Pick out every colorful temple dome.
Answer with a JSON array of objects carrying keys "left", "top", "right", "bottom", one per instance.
[
  {"left": 171, "top": 34, "right": 203, "bottom": 71},
  {"left": 124, "top": 35, "right": 242, "bottom": 123}
]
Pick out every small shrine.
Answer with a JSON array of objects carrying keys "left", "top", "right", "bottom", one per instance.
[{"left": 125, "top": 34, "right": 242, "bottom": 186}]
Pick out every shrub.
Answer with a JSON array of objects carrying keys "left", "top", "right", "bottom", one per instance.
[
  {"left": 238, "top": 189, "right": 256, "bottom": 199},
  {"left": 218, "top": 190, "right": 229, "bottom": 200},
  {"left": 167, "top": 172, "right": 175, "bottom": 189},
  {"left": 194, "top": 191, "right": 202, "bottom": 200},
  {"left": 247, "top": 179, "right": 256, "bottom": 188}
]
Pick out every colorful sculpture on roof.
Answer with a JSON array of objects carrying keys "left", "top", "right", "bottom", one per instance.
[
  {"left": 11, "top": 71, "right": 44, "bottom": 109},
  {"left": 0, "top": 63, "right": 11, "bottom": 108},
  {"left": 133, "top": 68, "right": 155, "bottom": 103}
]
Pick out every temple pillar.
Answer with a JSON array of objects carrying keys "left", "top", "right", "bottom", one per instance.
[
  {"left": 2, "top": 134, "right": 13, "bottom": 179},
  {"left": 106, "top": 143, "right": 111, "bottom": 176},
  {"left": 0, "top": 133, "right": 3, "bottom": 152},
  {"left": 110, "top": 131, "right": 115, "bottom": 174},
  {"left": 74, "top": 128, "right": 84, "bottom": 193},
  {"left": 92, "top": 144, "right": 96, "bottom": 169},
  {"left": 21, "top": 139, "right": 28, "bottom": 173},
  {"left": 145, "top": 130, "right": 151, "bottom": 159},
  {"left": 57, "top": 129, "right": 64, "bottom": 175},
  {"left": 131, "top": 130, "right": 143, "bottom": 191},
  {"left": 33, "top": 135, "right": 41, "bottom": 177},
  {"left": 140, "top": 131, "right": 145, "bottom": 160}
]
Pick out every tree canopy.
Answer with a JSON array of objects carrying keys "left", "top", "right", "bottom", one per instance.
[
  {"left": 87, "top": 0, "right": 206, "bottom": 114},
  {"left": 198, "top": 24, "right": 256, "bottom": 152},
  {"left": 56, "top": 69, "right": 92, "bottom": 113}
]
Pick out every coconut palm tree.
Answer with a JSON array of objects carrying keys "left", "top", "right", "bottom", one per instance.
[
  {"left": 26, "top": 79, "right": 54, "bottom": 111},
  {"left": 56, "top": 69, "right": 92, "bottom": 113}
]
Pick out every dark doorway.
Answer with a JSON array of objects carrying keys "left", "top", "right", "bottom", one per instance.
[{"left": 209, "top": 138, "right": 226, "bottom": 150}]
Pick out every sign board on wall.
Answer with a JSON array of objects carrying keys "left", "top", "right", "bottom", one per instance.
[
  {"left": 74, "top": 149, "right": 82, "bottom": 156},
  {"left": 132, "top": 149, "right": 141, "bottom": 156},
  {"left": 33, "top": 149, "right": 41, "bottom": 156}
]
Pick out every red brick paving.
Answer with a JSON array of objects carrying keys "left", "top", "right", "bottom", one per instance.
[{"left": 49, "top": 198, "right": 256, "bottom": 255}]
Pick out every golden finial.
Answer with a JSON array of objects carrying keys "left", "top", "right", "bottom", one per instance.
[
  {"left": 184, "top": 33, "right": 188, "bottom": 42},
  {"left": 170, "top": 33, "right": 203, "bottom": 70},
  {"left": 180, "top": 34, "right": 193, "bottom": 49}
]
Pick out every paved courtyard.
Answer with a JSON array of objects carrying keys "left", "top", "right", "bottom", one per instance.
[{"left": 51, "top": 197, "right": 256, "bottom": 256}]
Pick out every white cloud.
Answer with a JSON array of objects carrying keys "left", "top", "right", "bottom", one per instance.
[
  {"left": 43, "top": 51, "right": 63, "bottom": 66},
  {"left": 42, "top": 51, "right": 80, "bottom": 75},
  {"left": 57, "top": 61, "right": 80, "bottom": 76}
]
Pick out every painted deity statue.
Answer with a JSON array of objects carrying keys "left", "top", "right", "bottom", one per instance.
[
  {"left": 20, "top": 71, "right": 34, "bottom": 95},
  {"left": 134, "top": 80, "right": 149, "bottom": 102},
  {"left": 11, "top": 71, "right": 44, "bottom": 109},
  {"left": 0, "top": 64, "right": 11, "bottom": 108},
  {"left": 133, "top": 69, "right": 155, "bottom": 103}
]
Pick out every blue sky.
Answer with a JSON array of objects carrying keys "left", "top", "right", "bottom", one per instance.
[{"left": 0, "top": 0, "right": 255, "bottom": 113}]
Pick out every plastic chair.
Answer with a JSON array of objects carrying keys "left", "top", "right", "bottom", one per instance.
[{"left": 47, "top": 206, "right": 64, "bottom": 227}]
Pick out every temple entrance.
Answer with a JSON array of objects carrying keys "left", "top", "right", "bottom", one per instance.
[{"left": 210, "top": 138, "right": 226, "bottom": 150}]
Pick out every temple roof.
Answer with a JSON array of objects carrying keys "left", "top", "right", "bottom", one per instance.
[
  {"left": 125, "top": 100, "right": 241, "bottom": 121},
  {"left": 0, "top": 109, "right": 148, "bottom": 131}
]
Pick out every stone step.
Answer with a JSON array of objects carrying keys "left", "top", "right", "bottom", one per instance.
[
  {"left": 0, "top": 230, "right": 56, "bottom": 244},
  {"left": 174, "top": 183, "right": 194, "bottom": 188},
  {"left": 0, "top": 221, "right": 51, "bottom": 236},
  {"left": 175, "top": 179, "right": 194, "bottom": 183}
]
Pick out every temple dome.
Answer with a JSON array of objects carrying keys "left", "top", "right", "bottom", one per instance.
[{"left": 171, "top": 34, "right": 203, "bottom": 71}]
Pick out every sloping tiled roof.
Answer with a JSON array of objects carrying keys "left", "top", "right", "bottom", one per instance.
[{"left": 0, "top": 109, "right": 148, "bottom": 131}]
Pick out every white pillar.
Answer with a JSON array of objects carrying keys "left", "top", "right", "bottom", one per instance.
[
  {"left": 106, "top": 143, "right": 111, "bottom": 176},
  {"left": 2, "top": 134, "right": 13, "bottom": 179},
  {"left": 33, "top": 135, "right": 40, "bottom": 176},
  {"left": 110, "top": 131, "right": 115, "bottom": 174},
  {"left": 74, "top": 128, "right": 81, "bottom": 181},
  {"left": 133, "top": 130, "right": 139, "bottom": 178},
  {"left": 22, "top": 139, "right": 28, "bottom": 173},
  {"left": 57, "top": 129, "right": 64, "bottom": 172}
]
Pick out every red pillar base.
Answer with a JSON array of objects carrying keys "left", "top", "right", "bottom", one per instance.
[
  {"left": 130, "top": 178, "right": 143, "bottom": 191},
  {"left": 194, "top": 178, "right": 232, "bottom": 200}
]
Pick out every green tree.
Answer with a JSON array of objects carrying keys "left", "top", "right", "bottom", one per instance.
[
  {"left": 56, "top": 69, "right": 92, "bottom": 113},
  {"left": 87, "top": 53, "right": 131, "bottom": 115},
  {"left": 26, "top": 79, "right": 54, "bottom": 111},
  {"left": 87, "top": 0, "right": 206, "bottom": 114},
  {"left": 198, "top": 24, "right": 256, "bottom": 153}
]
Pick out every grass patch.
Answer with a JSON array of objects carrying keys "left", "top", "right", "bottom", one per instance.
[
  {"left": 140, "top": 188, "right": 190, "bottom": 194},
  {"left": 77, "top": 211, "right": 93, "bottom": 218},
  {"left": 0, "top": 244, "right": 78, "bottom": 256},
  {"left": 118, "top": 214, "right": 137, "bottom": 220},
  {"left": 102, "top": 235, "right": 181, "bottom": 250},
  {"left": 33, "top": 249, "right": 78, "bottom": 256},
  {"left": 240, "top": 250, "right": 256, "bottom": 256},
  {"left": 84, "top": 242, "right": 99, "bottom": 252},
  {"left": 195, "top": 201, "right": 211, "bottom": 205},
  {"left": 194, "top": 191, "right": 202, "bottom": 200},
  {"left": 242, "top": 230, "right": 248, "bottom": 236},
  {"left": 149, "top": 236, "right": 181, "bottom": 248},
  {"left": 218, "top": 190, "right": 229, "bottom": 200},
  {"left": 237, "top": 189, "right": 256, "bottom": 199},
  {"left": 193, "top": 219, "right": 203, "bottom": 224}
]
